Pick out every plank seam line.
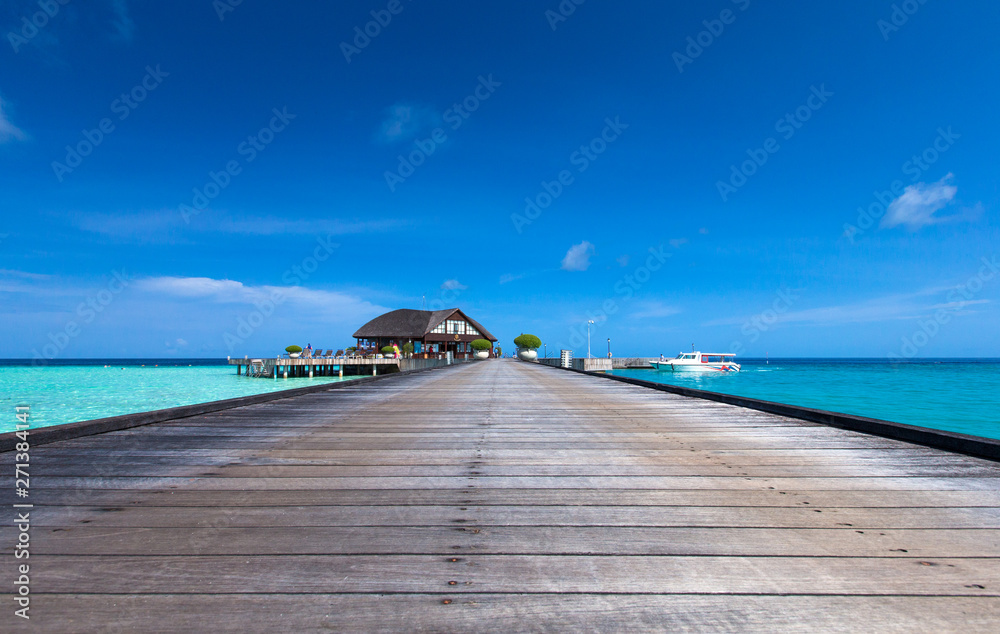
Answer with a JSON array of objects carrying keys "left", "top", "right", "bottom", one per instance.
[{"left": 13, "top": 592, "right": 1000, "bottom": 598}]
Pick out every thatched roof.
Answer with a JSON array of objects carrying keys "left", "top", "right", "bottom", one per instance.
[{"left": 352, "top": 308, "right": 497, "bottom": 341}]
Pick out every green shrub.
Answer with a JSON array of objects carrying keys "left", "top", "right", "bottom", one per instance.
[
  {"left": 402, "top": 342, "right": 414, "bottom": 354},
  {"left": 514, "top": 334, "right": 541, "bottom": 350},
  {"left": 285, "top": 345, "right": 302, "bottom": 354},
  {"left": 381, "top": 346, "right": 395, "bottom": 354},
  {"left": 470, "top": 339, "right": 492, "bottom": 351}
]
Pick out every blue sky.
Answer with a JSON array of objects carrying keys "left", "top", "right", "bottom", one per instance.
[{"left": 1, "top": 0, "right": 998, "bottom": 359}]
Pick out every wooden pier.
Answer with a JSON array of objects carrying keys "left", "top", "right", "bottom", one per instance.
[
  {"left": 229, "top": 356, "right": 400, "bottom": 378},
  {"left": 4, "top": 359, "right": 1000, "bottom": 631}
]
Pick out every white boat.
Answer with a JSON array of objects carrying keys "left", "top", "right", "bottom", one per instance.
[{"left": 651, "top": 351, "right": 741, "bottom": 372}]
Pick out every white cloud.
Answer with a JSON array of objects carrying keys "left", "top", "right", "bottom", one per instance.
[
  {"left": 0, "top": 97, "right": 26, "bottom": 143},
  {"left": 135, "top": 275, "right": 388, "bottom": 321},
  {"left": 881, "top": 173, "right": 957, "bottom": 230},
  {"left": 72, "top": 210, "right": 413, "bottom": 240},
  {"left": 704, "top": 287, "right": 989, "bottom": 328},
  {"left": 0, "top": 272, "right": 391, "bottom": 357},
  {"left": 561, "top": 241, "right": 595, "bottom": 272},
  {"left": 630, "top": 302, "right": 681, "bottom": 319},
  {"left": 0, "top": 269, "right": 51, "bottom": 281},
  {"left": 214, "top": 216, "right": 412, "bottom": 236},
  {"left": 499, "top": 272, "right": 528, "bottom": 284},
  {"left": 377, "top": 103, "right": 439, "bottom": 143},
  {"left": 441, "top": 279, "right": 467, "bottom": 291},
  {"left": 136, "top": 276, "right": 247, "bottom": 300}
]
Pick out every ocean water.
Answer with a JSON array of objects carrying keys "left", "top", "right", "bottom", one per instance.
[
  {"left": 609, "top": 359, "right": 1000, "bottom": 441},
  {"left": 3, "top": 359, "right": 998, "bottom": 442},
  {"left": 0, "top": 359, "right": 360, "bottom": 434}
]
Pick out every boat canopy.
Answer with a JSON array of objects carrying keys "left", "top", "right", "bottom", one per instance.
[{"left": 676, "top": 352, "right": 736, "bottom": 357}]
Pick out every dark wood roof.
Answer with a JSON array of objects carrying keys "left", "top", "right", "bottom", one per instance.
[{"left": 352, "top": 308, "right": 497, "bottom": 341}]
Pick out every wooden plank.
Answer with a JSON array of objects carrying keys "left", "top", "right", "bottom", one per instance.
[
  {"left": 25, "top": 475, "right": 1000, "bottom": 491},
  {"left": 26, "top": 463, "right": 1000, "bottom": 478},
  {"left": 31, "top": 504, "right": 1000, "bottom": 529},
  {"left": 7, "top": 595, "right": 1000, "bottom": 633},
  {"left": 9, "top": 526, "right": 1000, "bottom": 557},
  {"left": 7, "top": 488, "right": 1000, "bottom": 508},
  {"left": 27, "top": 555, "right": 1000, "bottom": 595}
]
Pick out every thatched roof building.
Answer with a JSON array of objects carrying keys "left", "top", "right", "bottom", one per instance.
[{"left": 353, "top": 308, "right": 497, "bottom": 358}]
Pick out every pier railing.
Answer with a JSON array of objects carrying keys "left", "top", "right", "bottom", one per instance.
[
  {"left": 229, "top": 355, "right": 475, "bottom": 378},
  {"left": 537, "top": 357, "right": 612, "bottom": 372}
]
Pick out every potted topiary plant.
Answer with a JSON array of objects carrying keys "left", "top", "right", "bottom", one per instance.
[
  {"left": 381, "top": 345, "right": 395, "bottom": 358},
  {"left": 471, "top": 338, "right": 492, "bottom": 360},
  {"left": 514, "top": 334, "right": 541, "bottom": 361},
  {"left": 402, "top": 342, "right": 414, "bottom": 358},
  {"left": 286, "top": 345, "right": 302, "bottom": 358}
]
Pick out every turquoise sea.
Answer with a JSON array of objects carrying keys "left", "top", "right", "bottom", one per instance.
[
  {"left": 2, "top": 359, "right": 998, "bottom": 442},
  {"left": 609, "top": 359, "right": 1000, "bottom": 441},
  {"left": 0, "top": 359, "right": 359, "bottom": 434}
]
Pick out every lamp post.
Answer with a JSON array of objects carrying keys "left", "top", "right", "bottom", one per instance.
[
  {"left": 543, "top": 343, "right": 547, "bottom": 358},
  {"left": 587, "top": 319, "right": 595, "bottom": 359},
  {"left": 607, "top": 337, "right": 611, "bottom": 359}
]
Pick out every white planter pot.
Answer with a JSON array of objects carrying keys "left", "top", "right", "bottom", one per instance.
[
  {"left": 288, "top": 353, "right": 300, "bottom": 358},
  {"left": 474, "top": 350, "right": 490, "bottom": 360},
  {"left": 517, "top": 348, "right": 538, "bottom": 361}
]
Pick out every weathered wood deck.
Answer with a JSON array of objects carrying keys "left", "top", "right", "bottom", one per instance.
[{"left": 4, "top": 359, "right": 1000, "bottom": 631}]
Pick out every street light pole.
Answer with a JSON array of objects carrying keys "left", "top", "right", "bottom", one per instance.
[
  {"left": 607, "top": 337, "right": 611, "bottom": 359},
  {"left": 586, "top": 321, "right": 591, "bottom": 358}
]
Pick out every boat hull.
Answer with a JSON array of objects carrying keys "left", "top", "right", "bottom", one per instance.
[{"left": 652, "top": 362, "right": 740, "bottom": 373}]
